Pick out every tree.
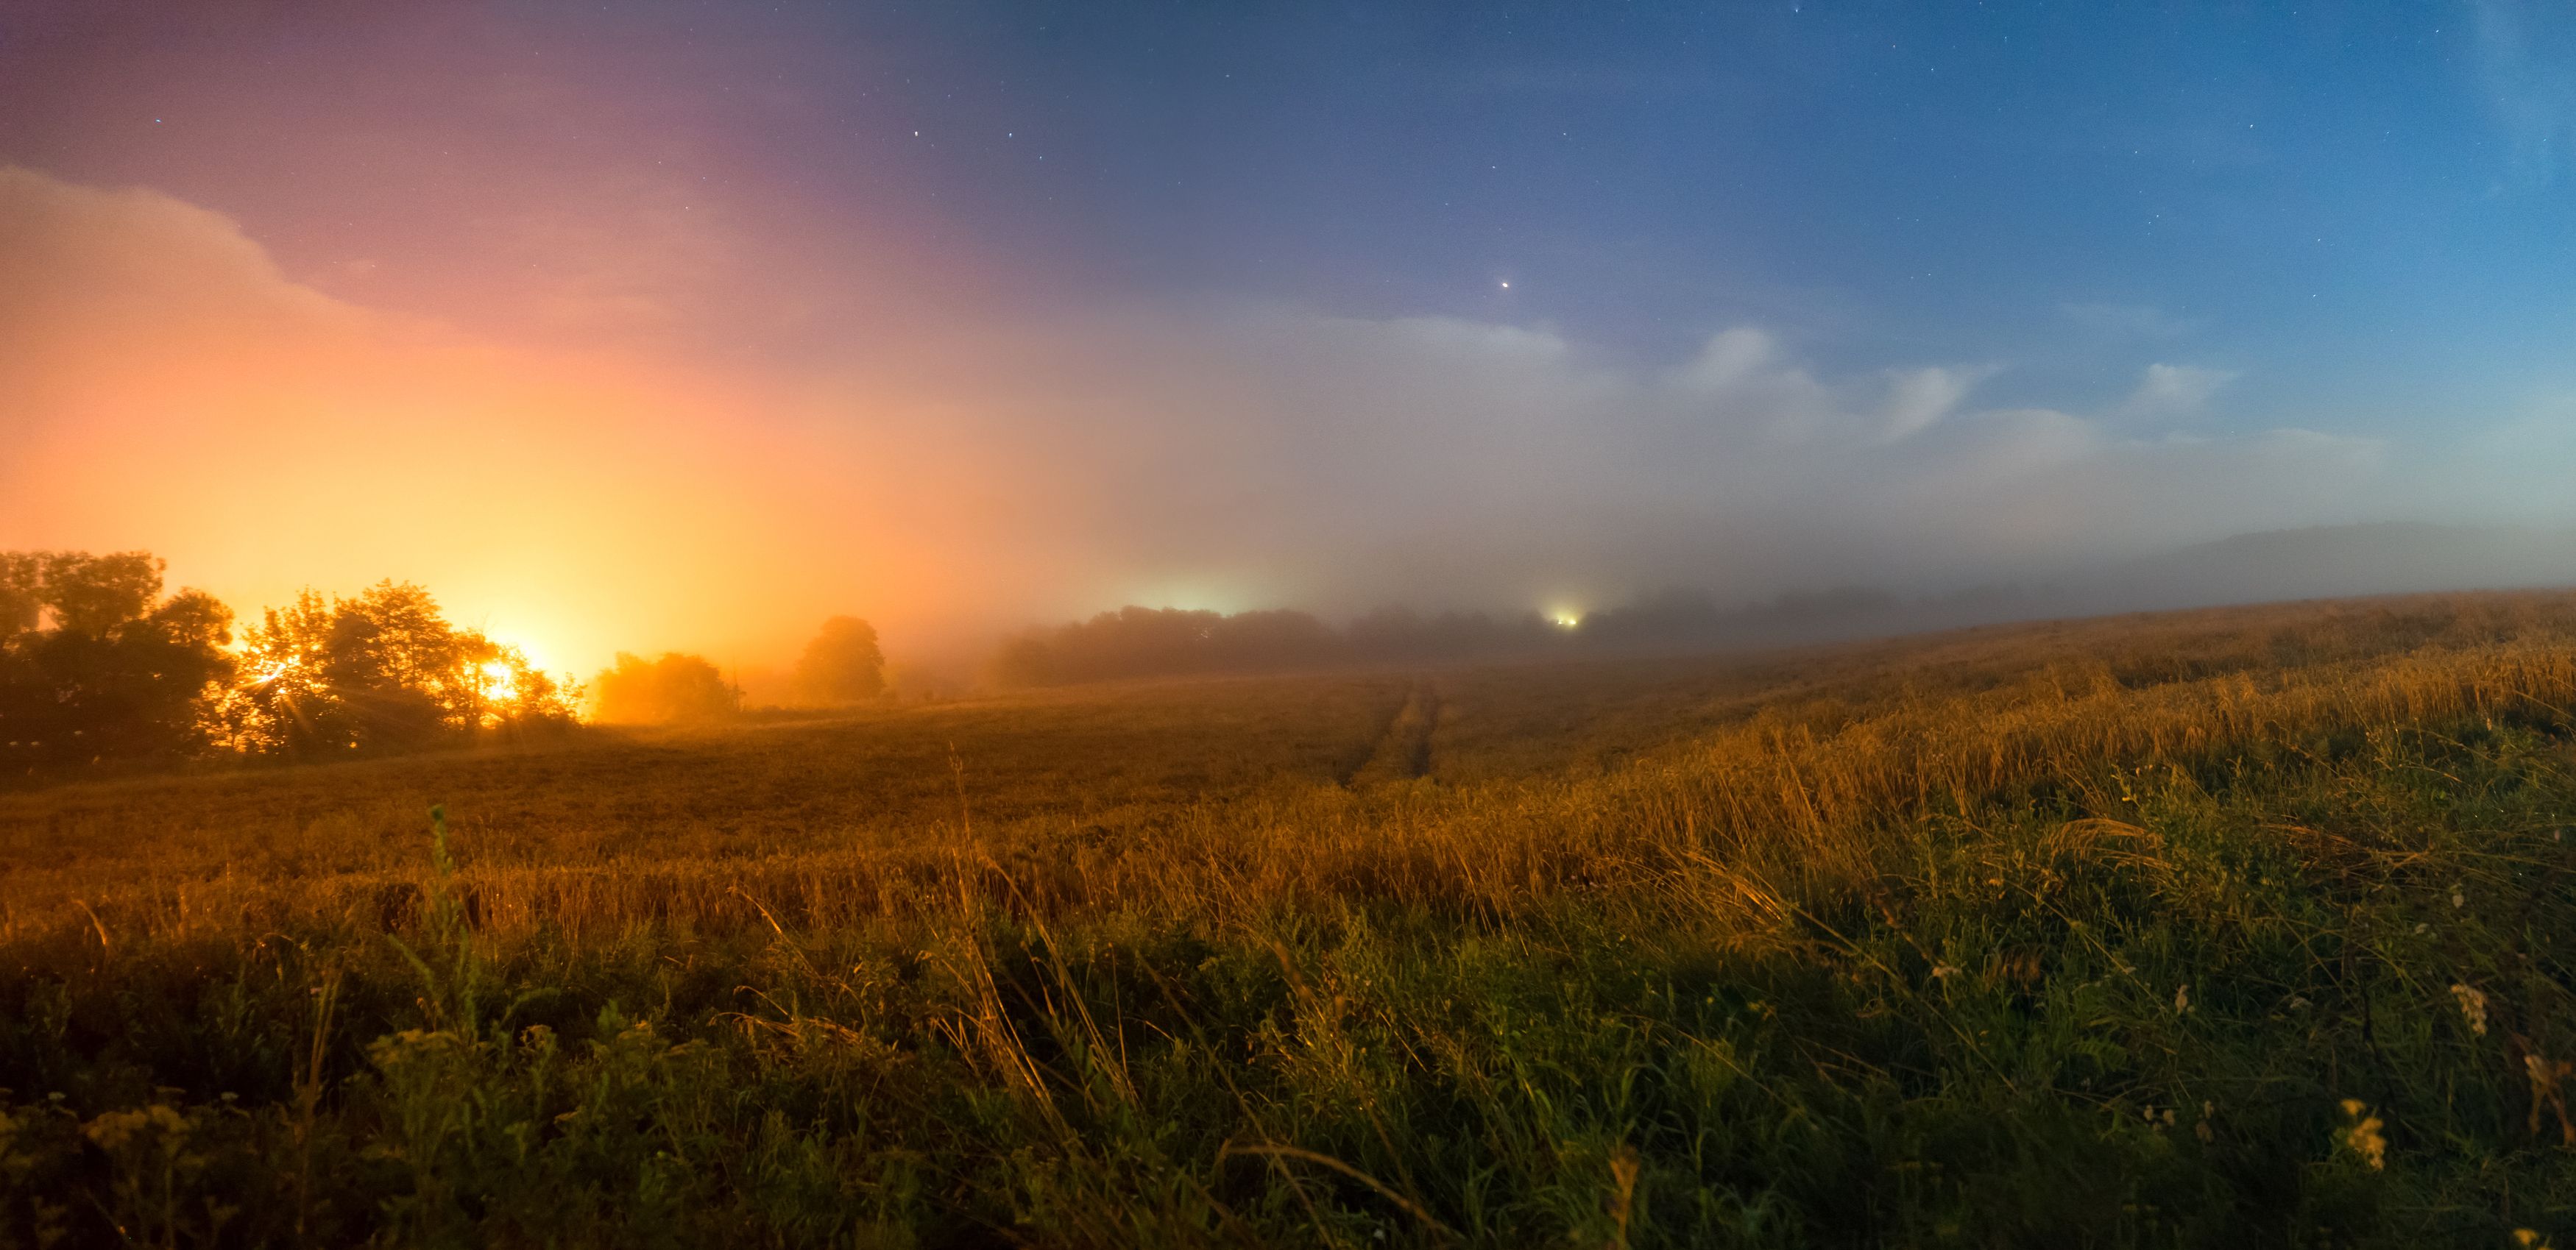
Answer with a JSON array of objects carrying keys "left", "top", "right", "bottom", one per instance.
[
  {"left": 0, "top": 550, "right": 236, "bottom": 778},
  {"left": 793, "top": 616, "right": 885, "bottom": 704},
  {"left": 590, "top": 652, "right": 740, "bottom": 724},
  {"left": 0, "top": 552, "right": 44, "bottom": 641},
  {"left": 44, "top": 551, "right": 165, "bottom": 636},
  {"left": 219, "top": 580, "right": 577, "bottom": 757},
  {"left": 987, "top": 606, "right": 1340, "bottom": 686}
]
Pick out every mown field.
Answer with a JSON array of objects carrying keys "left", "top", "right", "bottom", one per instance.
[{"left": 9, "top": 593, "right": 2576, "bottom": 1246}]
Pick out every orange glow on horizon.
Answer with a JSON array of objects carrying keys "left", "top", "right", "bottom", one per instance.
[{"left": 0, "top": 165, "right": 1069, "bottom": 681}]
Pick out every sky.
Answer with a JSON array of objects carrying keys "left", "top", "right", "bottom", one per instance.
[{"left": 6, "top": 1, "right": 2576, "bottom": 678}]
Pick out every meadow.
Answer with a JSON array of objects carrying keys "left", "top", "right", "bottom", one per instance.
[{"left": 7, "top": 592, "right": 2576, "bottom": 1246}]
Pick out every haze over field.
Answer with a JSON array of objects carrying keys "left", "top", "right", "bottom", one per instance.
[
  {"left": 9, "top": 2, "right": 2576, "bottom": 676},
  {"left": 26, "top": 7, "right": 2576, "bottom": 1242}
]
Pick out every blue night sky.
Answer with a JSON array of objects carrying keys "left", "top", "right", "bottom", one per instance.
[
  {"left": 631, "top": 1, "right": 2575, "bottom": 427},
  {"left": 5, "top": 1, "right": 2576, "bottom": 662}
]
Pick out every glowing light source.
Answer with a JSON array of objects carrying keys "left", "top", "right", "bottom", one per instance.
[{"left": 1549, "top": 609, "right": 1581, "bottom": 629}]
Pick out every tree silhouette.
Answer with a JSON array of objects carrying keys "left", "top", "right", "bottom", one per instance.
[
  {"left": 590, "top": 652, "right": 740, "bottom": 724},
  {"left": 989, "top": 606, "right": 1342, "bottom": 686},
  {"left": 0, "top": 553, "right": 39, "bottom": 639},
  {"left": 219, "top": 580, "right": 576, "bottom": 757},
  {"left": 986, "top": 603, "right": 1569, "bottom": 687},
  {"left": 0, "top": 551, "right": 236, "bottom": 779},
  {"left": 793, "top": 616, "right": 885, "bottom": 704}
]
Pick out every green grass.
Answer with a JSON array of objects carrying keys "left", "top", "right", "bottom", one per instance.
[{"left": 8, "top": 593, "right": 2576, "bottom": 1246}]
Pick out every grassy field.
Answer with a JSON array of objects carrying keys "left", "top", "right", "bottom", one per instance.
[{"left": 9, "top": 592, "right": 2576, "bottom": 1246}]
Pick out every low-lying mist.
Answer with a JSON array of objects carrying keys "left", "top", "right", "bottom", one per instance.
[
  {"left": 952, "top": 520, "right": 2576, "bottom": 691},
  {"left": 10, "top": 162, "right": 2576, "bottom": 686}
]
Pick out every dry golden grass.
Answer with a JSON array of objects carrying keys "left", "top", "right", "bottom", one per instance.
[
  {"left": 14, "top": 589, "right": 2576, "bottom": 1246},
  {"left": 9, "top": 589, "right": 2572, "bottom": 951}
]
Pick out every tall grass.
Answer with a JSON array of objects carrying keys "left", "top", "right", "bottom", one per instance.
[{"left": 7, "top": 592, "right": 2576, "bottom": 1245}]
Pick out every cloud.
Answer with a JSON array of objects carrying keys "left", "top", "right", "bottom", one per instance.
[
  {"left": 2122, "top": 363, "right": 2239, "bottom": 419},
  {"left": 0, "top": 166, "right": 2533, "bottom": 672},
  {"left": 2472, "top": 0, "right": 2576, "bottom": 183},
  {"left": 0, "top": 166, "right": 353, "bottom": 373},
  {"left": 1879, "top": 365, "right": 1994, "bottom": 442},
  {"left": 1027, "top": 316, "right": 2379, "bottom": 603},
  {"left": 0, "top": 166, "right": 941, "bottom": 674}
]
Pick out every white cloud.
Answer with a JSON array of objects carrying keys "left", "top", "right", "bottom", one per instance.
[
  {"left": 2123, "top": 363, "right": 2239, "bottom": 419},
  {"left": 1030, "top": 316, "right": 2390, "bottom": 600},
  {"left": 1669, "top": 325, "right": 1783, "bottom": 392},
  {"left": 1879, "top": 365, "right": 1993, "bottom": 442}
]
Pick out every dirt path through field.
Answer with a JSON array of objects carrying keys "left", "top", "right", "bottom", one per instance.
[{"left": 1347, "top": 675, "right": 1441, "bottom": 785}]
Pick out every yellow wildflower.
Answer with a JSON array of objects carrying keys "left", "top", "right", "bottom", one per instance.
[{"left": 2338, "top": 1099, "right": 2386, "bottom": 1171}]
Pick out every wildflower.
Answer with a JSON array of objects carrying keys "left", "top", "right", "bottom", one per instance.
[
  {"left": 2195, "top": 1100, "right": 2215, "bottom": 1144},
  {"left": 2449, "top": 984, "right": 2489, "bottom": 1036},
  {"left": 1930, "top": 965, "right": 1960, "bottom": 980},
  {"left": 2452, "top": 884, "right": 2466, "bottom": 909},
  {"left": 2416, "top": 923, "right": 2430, "bottom": 935},
  {"left": 2174, "top": 983, "right": 2192, "bottom": 1015},
  {"left": 82, "top": 1104, "right": 188, "bottom": 1154},
  {"left": 2513, "top": 1229, "right": 2544, "bottom": 1249},
  {"left": 2338, "top": 1099, "right": 2387, "bottom": 1170}
]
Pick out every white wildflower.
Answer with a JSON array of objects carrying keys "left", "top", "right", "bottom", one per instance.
[{"left": 2449, "top": 984, "right": 2489, "bottom": 1036}]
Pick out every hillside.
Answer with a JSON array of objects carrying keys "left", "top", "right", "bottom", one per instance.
[
  {"left": 7, "top": 592, "right": 2576, "bottom": 1246},
  {"left": 2070, "top": 522, "right": 2576, "bottom": 614}
]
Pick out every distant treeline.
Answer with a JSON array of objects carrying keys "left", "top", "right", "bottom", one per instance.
[
  {"left": 987, "top": 606, "right": 1560, "bottom": 686},
  {"left": 986, "top": 584, "right": 2033, "bottom": 686},
  {"left": 0, "top": 550, "right": 903, "bottom": 780},
  {"left": 588, "top": 616, "right": 885, "bottom": 725},
  {"left": 6, "top": 541, "right": 2034, "bottom": 778},
  {"left": 3, "top": 550, "right": 578, "bottom": 784}
]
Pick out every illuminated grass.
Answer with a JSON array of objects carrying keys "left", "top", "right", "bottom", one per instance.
[{"left": 6, "top": 592, "right": 2576, "bottom": 1246}]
